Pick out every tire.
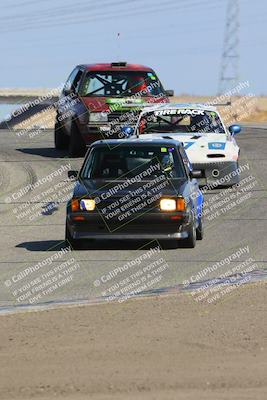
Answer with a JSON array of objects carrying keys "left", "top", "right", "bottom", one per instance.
[
  {"left": 69, "top": 121, "right": 86, "bottom": 158},
  {"left": 54, "top": 120, "right": 69, "bottom": 150},
  {"left": 196, "top": 217, "right": 204, "bottom": 240},
  {"left": 159, "top": 240, "right": 178, "bottom": 250},
  {"left": 65, "top": 222, "right": 81, "bottom": 250},
  {"left": 182, "top": 221, "right": 197, "bottom": 248}
]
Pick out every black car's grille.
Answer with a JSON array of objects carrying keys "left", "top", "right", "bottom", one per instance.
[
  {"left": 96, "top": 198, "right": 160, "bottom": 213},
  {"left": 94, "top": 196, "right": 162, "bottom": 228}
]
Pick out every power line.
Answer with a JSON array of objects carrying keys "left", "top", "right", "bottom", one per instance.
[
  {"left": 0, "top": 0, "right": 222, "bottom": 33},
  {"left": 1, "top": 0, "right": 62, "bottom": 10},
  {"left": 0, "top": 0, "right": 140, "bottom": 22}
]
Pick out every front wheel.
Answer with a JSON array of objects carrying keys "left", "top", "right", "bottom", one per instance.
[
  {"left": 65, "top": 222, "right": 81, "bottom": 250},
  {"left": 54, "top": 120, "right": 69, "bottom": 149},
  {"left": 69, "top": 121, "right": 86, "bottom": 157},
  {"left": 182, "top": 221, "right": 197, "bottom": 248},
  {"left": 196, "top": 217, "right": 204, "bottom": 240}
]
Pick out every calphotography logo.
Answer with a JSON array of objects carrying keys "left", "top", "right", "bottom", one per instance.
[
  {"left": 92, "top": 242, "right": 170, "bottom": 303},
  {"left": 2, "top": 246, "right": 84, "bottom": 305}
]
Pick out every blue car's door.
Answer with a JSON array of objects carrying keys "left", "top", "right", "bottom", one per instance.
[{"left": 179, "top": 145, "right": 203, "bottom": 222}]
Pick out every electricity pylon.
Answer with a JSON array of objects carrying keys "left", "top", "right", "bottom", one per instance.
[{"left": 218, "top": 0, "right": 240, "bottom": 94}]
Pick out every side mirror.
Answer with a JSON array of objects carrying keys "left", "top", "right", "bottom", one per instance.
[
  {"left": 63, "top": 89, "right": 71, "bottom": 96},
  {"left": 229, "top": 124, "right": 241, "bottom": 135},
  {"left": 190, "top": 170, "right": 202, "bottom": 179},
  {"left": 121, "top": 126, "right": 134, "bottom": 137},
  {"left": 68, "top": 170, "right": 78, "bottom": 180},
  {"left": 63, "top": 87, "right": 74, "bottom": 96},
  {"left": 165, "top": 89, "right": 174, "bottom": 97}
]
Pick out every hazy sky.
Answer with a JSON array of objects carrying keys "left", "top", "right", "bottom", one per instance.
[{"left": 0, "top": 0, "right": 266, "bottom": 95}]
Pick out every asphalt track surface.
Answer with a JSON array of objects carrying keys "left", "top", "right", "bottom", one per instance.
[{"left": 0, "top": 126, "right": 267, "bottom": 311}]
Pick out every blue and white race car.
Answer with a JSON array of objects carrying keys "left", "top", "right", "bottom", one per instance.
[{"left": 131, "top": 103, "right": 241, "bottom": 187}]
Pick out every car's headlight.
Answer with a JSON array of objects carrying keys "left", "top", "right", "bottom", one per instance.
[
  {"left": 89, "top": 112, "right": 108, "bottom": 122},
  {"left": 160, "top": 197, "right": 186, "bottom": 212},
  {"left": 71, "top": 198, "right": 96, "bottom": 212},
  {"left": 80, "top": 199, "right": 96, "bottom": 211},
  {"left": 160, "top": 198, "right": 177, "bottom": 212}
]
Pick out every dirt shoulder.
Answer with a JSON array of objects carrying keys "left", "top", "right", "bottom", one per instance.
[{"left": 0, "top": 283, "right": 267, "bottom": 400}]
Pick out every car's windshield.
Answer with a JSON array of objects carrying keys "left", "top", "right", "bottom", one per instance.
[
  {"left": 79, "top": 71, "right": 164, "bottom": 97},
  {"left": 138, "top": 109, "right": 225, "bottom": 134},
  {"left": 82, "top": 146, "right": 185, "bottom": 180}
]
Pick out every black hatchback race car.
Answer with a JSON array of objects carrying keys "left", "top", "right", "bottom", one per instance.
[{"left": 65, "top": 138, "right": 204, "bottom": 249}]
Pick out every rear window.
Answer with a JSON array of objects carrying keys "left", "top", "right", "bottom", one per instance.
[{"left": 82, "top": 146, "right": 185, "bottom": 180}]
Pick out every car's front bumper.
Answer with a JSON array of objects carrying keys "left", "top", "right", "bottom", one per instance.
[
  {"left": 192, "top": 160, "right": 240, "bottom": 187},
  {"left": 80, "top": 123, "right": 135, "bottom": 143},
  {"left": 67, "top": 212, "right": 191, "bottom": 240},
  {"left": 71, "top": 231, "right": 188, "bottom": 240}
]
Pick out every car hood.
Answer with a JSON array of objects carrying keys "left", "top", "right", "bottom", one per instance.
[
  {"left": 80, "top": 96, "right": 168, "bottom": 112},
  {"left": 141, "top": 132, "right": 235, "bottom": 163}
]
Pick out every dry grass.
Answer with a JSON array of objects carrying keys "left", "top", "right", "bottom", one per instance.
[
  {"left": 7, "top": 94, "right": 267, "bottom": 131},
  {"left": 172, "top": 96, "right": 267, "bottom": 123}
]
